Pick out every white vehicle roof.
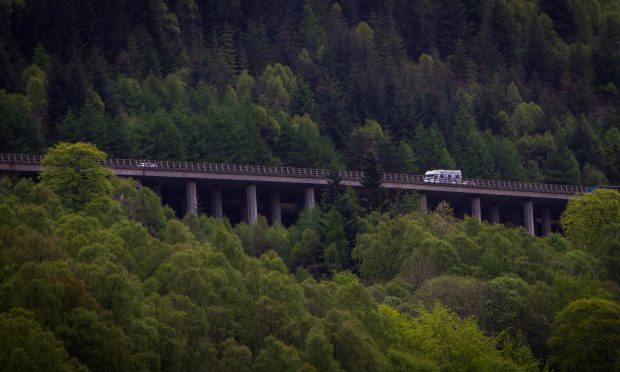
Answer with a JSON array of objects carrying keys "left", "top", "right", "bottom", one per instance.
[{"left": 424, "top": 169, "right": 461, "bottom": 175}]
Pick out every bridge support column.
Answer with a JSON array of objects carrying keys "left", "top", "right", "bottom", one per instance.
[
  {"left": 523, "top": 200, "right": 534, "bottom": 235},
  {"left": 211, "top": 188, "right": 223, "bottom": 218},
  {"left": 490, "top": 204, "right": 500, "bottom": 224},
  {"left": 246, "top": 184, "right": 258, "bottom": 226},
  {"left": 419, "top": 193, "right": 428, "bottom": 212},
  {"left": 470, "top": 196, "right": 481, "bottom": 221},
  {"left": 186, "top": 181, "right": 198, "bottom": 215},
  {"left": 541, "top": 208, "right": 551, "bottom": 236},
  {"left": 305, "top": 187, "right": 315, "bottom": 209},
  {"left": 270, "top": 191, "right": 281, "bottom": 224}
]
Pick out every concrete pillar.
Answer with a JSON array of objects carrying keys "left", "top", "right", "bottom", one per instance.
[
  {"left": 270, "top": 191, "right": 281, "bottom": 224},
  {"left": 541, "top": 208, "right": 551, "bottom": 236},
  {"left": 470, "top": 196, "right": 481, "bottom": 221},
  {"left": 305, "top": 187, "right": 315, "bottom": 209},
  {"left": 211, "top": 188, "right": 223, "bottom": 218},
  {"left": 186, "top": 181, "right": 198, "bottom": 215},
  {"left": 246, "top": 184, "right": 258, "bottom": 226},
  {"left": 523, "top": 200, "right": 534, "bottom": 235},
  {"left": 490, "top": 204, "right": 500, "bottom": 224},
  {"left": 419, "top": 193, "right": 428, "bottom": 212}
]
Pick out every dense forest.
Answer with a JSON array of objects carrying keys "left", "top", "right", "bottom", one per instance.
[
  {"left": 2, "top": 0, "right": 620, "bottom": 371},
  {"left": 1, "top": 142, "right": 620, "bottom": 371},
  {"left": 1, "top": 0, "right": 620, "bottom": 184}
]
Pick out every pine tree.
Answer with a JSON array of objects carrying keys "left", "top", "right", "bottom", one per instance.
[
  {"left": 546, "top": 144, "right": 580, "bottom": 185},
  {"left": 174, "top": 0, "right": 204, "bottom": 50},
  {"left": 0, "top": 90, "right": 44, "bottom": 153},
  {"left": 414, "top": 122, "right": 456, "bottom": 171},
  {"left": 570, "top": 115, "right": 606, "bottom": 170},
  {"left": 604, "top": 128, "right": 620, "bottom": 183},
  {"left": 274, "top": 12, "right": 298, "bottom": 67},
  {"left": 299, "top": 0, "right": 325, "bottom": 55},
  {"left": 359, "top": 151, "right": 389, "bottom": 214},
  {"left": 492, "top": 138, "right": 527, "bottom": 181},
  {"left": 243, "top": 20, "right": 273, "bottom": 75}
]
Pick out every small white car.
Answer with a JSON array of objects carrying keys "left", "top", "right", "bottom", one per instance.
[{"left": 138, "top": 161, "right": 158, "bottom": 168}]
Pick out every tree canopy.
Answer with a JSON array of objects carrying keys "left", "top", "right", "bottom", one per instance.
[
  {"left": 40, "top": 142, "right": 113, "bottom": 210},
  {"left": 0, "top": 0, "right": 618, "bottom": 184},
  {"left": 2, "top": 149, "right": 620, "bottom": 369}
]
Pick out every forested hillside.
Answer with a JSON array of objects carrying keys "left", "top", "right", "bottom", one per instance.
[
  {"left": 1, "top": 0, "right": 620, "bottom": 184},
  {"left": 2, "top": 1, "right": 620, "bottom": 371},
  {"left": 1, "top": 142, "right": 620, "bottom": 371}
]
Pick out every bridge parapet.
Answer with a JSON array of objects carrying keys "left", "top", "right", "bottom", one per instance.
[{"left": 0, "top": 152, "right": 588, "bottom": 195}]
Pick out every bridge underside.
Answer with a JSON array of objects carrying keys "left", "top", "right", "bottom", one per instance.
[
  {"left": 421, "top": 190, "right": 566, "bottom": 235},
  {"left": 130, "top": 177, "right": 571, "bottom": 235},
  {"left": 142, "top": 178, "right": 310, "bottom": 226},
  {"left": 0, "top": 166, "right": 571, "bottom": 236}
]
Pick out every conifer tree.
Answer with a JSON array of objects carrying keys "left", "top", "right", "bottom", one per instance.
[
  {"left": 0, "top": 89, "right": 44, "bottom": 153},
  {"left": 299, "top": 0, "right": 325, "bottom": 55},
  {"left": 413, "top": 123, "right": 456, "bottom": 171},
  {"left": 546, "top": 144, "right": 581, "bottom": 185},
  {"left": 359, "top": 151, "right": 389, "bottom": 214}
]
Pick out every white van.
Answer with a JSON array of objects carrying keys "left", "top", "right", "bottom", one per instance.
[{"left": 424, "top": 170, "right": 462, "bottom": 184}]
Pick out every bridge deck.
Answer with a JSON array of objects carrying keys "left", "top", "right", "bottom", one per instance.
[{"left": 0, "top": 153, "right": 588, "bottom": 201}]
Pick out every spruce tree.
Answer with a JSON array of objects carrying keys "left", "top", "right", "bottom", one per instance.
[
  {"left": 546, "top": 144, "right": 580, "bottom": 185},
  {"left": 360, "top": 151, "right": 389, "bottom": 214}
]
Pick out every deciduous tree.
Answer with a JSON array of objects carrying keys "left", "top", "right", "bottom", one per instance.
[
  {"left": 40, "top": 142, "right": 113, "bottom": 210},
  {"left": 548, "top": 297, "right": 620, "bottom": 371}
]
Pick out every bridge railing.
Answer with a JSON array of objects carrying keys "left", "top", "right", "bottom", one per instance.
[
  {"left": 381, "top": 172, "right": 587, "bottom": 194},
  {"left": 0, "top": 153, "right": 589, "bottom": 195},
  {"left": 0, "top": 153, "right": 43, "bottom": 164}
]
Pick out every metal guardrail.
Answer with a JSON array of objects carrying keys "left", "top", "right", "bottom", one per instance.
[{"left": 0, "top": 153, "right": 588, "bottom": 195}]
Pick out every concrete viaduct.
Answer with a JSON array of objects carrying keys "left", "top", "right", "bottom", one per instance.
[{"left": 0, "top": 153, "right": 589, "bottom": 235}]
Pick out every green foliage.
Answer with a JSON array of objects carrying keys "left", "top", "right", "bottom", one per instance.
[
  {"left": 132, "top": 110, "right": 186, "bottom": 160},
  {"left": 1, "top": 158, "right": 619, "bottom": 370},
  {"left": 414, "top": 275, "right": 487, "bottom": 320},
  {"left": 2, "top": 2, "right": 620, "bottom": 366},
  {"left": 0, "top": 308, "right": 81, "bottom": 371},
  {"left": 257, "top": 64, "right": 298, "bottom": 113},
  {"left": 217, "top": 338, "right": 252, "bottom": 372},
  {"left": 484, "top": 276, "right": 530, "bottom": 333},
  {"left": 0, "top": 0, "right": 617, "bottom": 185},
  {"left": 598, "top": 224, "right": 620, "bottom": 283},
  {"left": 459, "top": 130, "right": 495, "bottom": 179},
  {"left": 548, "top": 298, "right": 620, "bottom": 371},
  {"left": 0, "top": 89, "right": 43, "bottom": 153},
  {"left": 603, "top": 127, "right": 620, "bottom": 183},
  {"left": 253, "top": 336, "right": 304, "bottom": 372},
  {"left": 299, "top": 0, "right": 325, "bottom": 55},
  {"left": 359, "top": 151, "right": 390, "bottom": 214},
  {"left": 353, "top": 213, "right": 429, "bottom": 283},
  {"left": 275, "top": 113, "right": 342, "bottom": 169},
  {"left": 546, "top": 144, "right": 581, "bottom": 185},
  {"left": 491, "top": 139, "right": 527, "bottom": 181},
  {"left": 55, "top": 89, "right": 109, "bottom": 149},
  {"left": 379, "top": 303, "right": 532, "bottom": 371},
  {"left": 561, "top": 189, "right": 620, "bottom": 251},
  {"left": 511, "top": 102, "right": 545, "bottom": 136},
  {"left": 40, "top": 142, "right": 113, "bottom": 210},
  {"left": 303, "top": 327, "right": 342, "bottom": 372},
  {"left": 112, "top": 178, "right": 167, "bottom": 235},
  {"left": 402, "top": 237, "right": 461, "bottom": 288},
  {"left": 413, "top": 123, "right": 456, "bottom": 171}
]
